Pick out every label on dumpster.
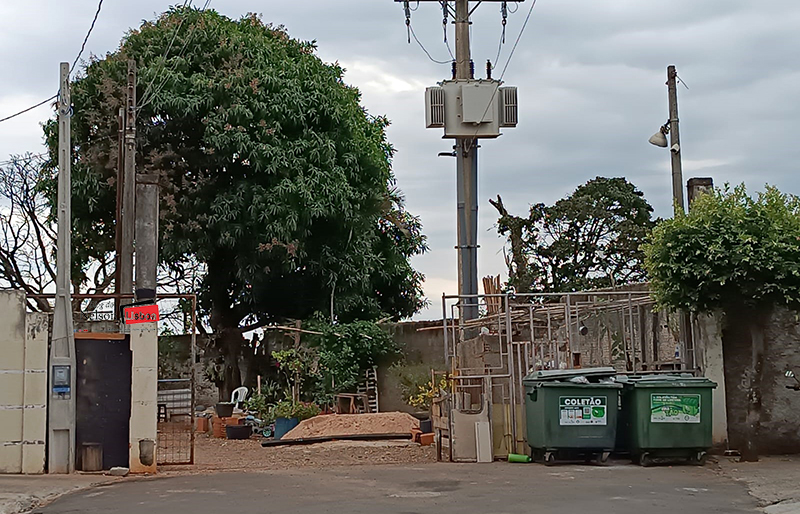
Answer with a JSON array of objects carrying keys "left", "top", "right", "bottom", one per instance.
[
  {"left": 559, "top": 396, "right": 607, "bottom": 426},
  {"left": 650, "top": 394, "right": 701, "bottom": 423}
]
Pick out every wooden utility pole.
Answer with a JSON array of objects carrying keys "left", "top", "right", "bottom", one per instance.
[
  {"left": 120, "top": 60, "right": 136, "bottom": 302},
  {"left": 49, "top": 62, "right": 77, "bottom": 474},
  {"left": 667, "top": 65, "right": 685, "bottom": 215}
]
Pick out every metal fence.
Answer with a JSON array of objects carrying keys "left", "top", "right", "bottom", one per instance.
[
  {"left": 156, "top": 378, "right": 194, "bottom": 465},
  {"left": 437, "top": 290, "right": 688, "bottom": 460}
]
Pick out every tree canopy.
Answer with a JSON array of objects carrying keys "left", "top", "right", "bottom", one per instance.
[
  {"left": 41, "top": 7, "right": 426, "bottom": 395},
  {"left": 491, "top": 176, "right": 655, "bottom": 293},
  {"left": 645, "top": 184, "right": 800, "bottom": 312}
]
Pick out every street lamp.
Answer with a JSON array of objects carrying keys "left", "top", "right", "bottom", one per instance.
[{"left": 648, "top": 122, "right": 669, "bottom": 148}]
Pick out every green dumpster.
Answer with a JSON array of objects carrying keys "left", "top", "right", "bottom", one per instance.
[
  {"left": 523, "top": 368, "right": 622, "bottom": 465},
  {"left": 618, "top": 375, "right": 717, "bottom": 466}
]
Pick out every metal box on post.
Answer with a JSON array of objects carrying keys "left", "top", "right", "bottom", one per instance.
[{"left": 425, "top": 79, "right": 518, "bottom": 138}]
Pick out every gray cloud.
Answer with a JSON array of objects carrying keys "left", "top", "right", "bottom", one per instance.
[{"left": 1, "top": 0, "right": 798, "bottom": 319}]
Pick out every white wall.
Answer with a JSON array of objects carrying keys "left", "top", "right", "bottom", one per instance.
[
  {"left": 0, "top": 291, "right": 47, "bottom": 474},
  {"left": 128, "top": 323, "right": 158, "bottom": 473}
]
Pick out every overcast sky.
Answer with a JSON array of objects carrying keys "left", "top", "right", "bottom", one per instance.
[{"left": 1, "top": 0, "right": 799, "bottom": 320}]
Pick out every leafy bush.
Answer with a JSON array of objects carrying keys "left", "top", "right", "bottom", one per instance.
[
  {"left": 645, "top": 184, "right": 800, "bottom": 312},
  {"left": 271, "top": 399, "right": 321, "bottom": 421},
  {"left": 310, "top": 320, "right": 400, "bottom": 395},
  {"left": 390, "top": 363, "right": 447, "bottom": 411},
  {"left": 243, "top": 380, "right": 281, "bottom": 420}
]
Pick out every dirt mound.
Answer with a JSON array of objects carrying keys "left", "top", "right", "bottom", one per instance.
[{"left": 282, "top": 412, "right": 420, "bottom": 440}]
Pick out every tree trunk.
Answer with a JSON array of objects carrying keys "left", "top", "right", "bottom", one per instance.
[{"left": 207, "top": 258, "right": 245, "bottom": 402}]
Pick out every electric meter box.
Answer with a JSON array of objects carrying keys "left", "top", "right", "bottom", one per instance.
[{"left": 425, "top": 79, "right": 518, "bottom": 138}]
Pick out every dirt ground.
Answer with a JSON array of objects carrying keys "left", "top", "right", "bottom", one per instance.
[{"left": 159, "top": 433, "right": 436, "bottom": 474}]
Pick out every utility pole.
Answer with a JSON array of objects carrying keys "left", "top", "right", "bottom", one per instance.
[
  {"left": 49, "top": 62, "right": 76, "bottom": 473},
  {"left": 454, "top": 0, "right": 479, "bottom": 321},
  {"left": 667, "top": 65, "right": 685, "bottom": 215},
  {"left": 120, "top": 60, "right": 136, "bottom": 304},
  {"left": 114, "top": 107, "right": 124, "bottom": 312}
]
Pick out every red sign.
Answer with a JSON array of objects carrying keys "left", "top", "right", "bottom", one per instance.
[{"left": 124, "top": 304, "right": 160, "bottom": 324}]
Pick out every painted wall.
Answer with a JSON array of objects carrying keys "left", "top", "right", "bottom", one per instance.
[
  {"left": 0, "top": 291, "right": 47, "bottom": 474},
  {"left": 128, "top": 323, "right": 158, "bottom": 473}
]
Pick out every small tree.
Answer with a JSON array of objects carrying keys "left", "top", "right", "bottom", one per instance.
[
  {"left": 644, "top": 184, "right": 800, "bottom": 462},
  {"left": 492, "top": 177, "right": 655, "bottom": 293}
]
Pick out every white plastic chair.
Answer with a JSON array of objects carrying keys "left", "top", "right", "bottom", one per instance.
[{"left": 230, "top": 386, "right": 249, "bottom": 409}]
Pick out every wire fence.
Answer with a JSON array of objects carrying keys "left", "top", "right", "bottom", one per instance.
[{"left": 157, "top": 378, "right": 194, "bottom": 465}]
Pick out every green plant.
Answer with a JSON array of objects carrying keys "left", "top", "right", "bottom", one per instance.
[
  {"left": 390, "top": 363, "right": 447, "bottom": 411},
  {"left": 244, "top": 380, "right": 281, "bottom": 420},
  {"left": 271, "top": 399, "right": 321, "bottom": 421},
  {"left": 645, "top": 184, "right": 800, "bottom": 312},
  {"left": 310, "top": 321, "right": 400, "bottom": 395}
]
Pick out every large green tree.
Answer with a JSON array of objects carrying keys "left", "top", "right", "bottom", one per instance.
[
  {"left": 491, "top": 176, "right": 655, "bottom": 293},
  {"left": 42, "top": 7, "right": 426, "bottom": 396}
]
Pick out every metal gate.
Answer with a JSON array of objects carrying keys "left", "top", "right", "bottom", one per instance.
[{"left": 157, "top": 378, "right": 194, "bottom": 465}]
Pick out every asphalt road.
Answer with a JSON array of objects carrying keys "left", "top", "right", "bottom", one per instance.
[{"left": 37, "top": 462, "right": 758, "bottom": 514}]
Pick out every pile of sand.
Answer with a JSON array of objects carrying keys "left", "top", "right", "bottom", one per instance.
[{"left": 282, "top": 412, "right": 420, "bottom": 440}]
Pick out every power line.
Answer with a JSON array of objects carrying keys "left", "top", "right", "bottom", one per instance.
[
  {"left": 0, "top": 95, "right": 57, "bottom": 124},
  {"left": 138, "top": 0, "right": 212, "bottom": 111},
  {"left": 138, "top": 0, "right": 194, "bottom": 109},
  {"left": 71, "top": 0, "right": 105, "bottom": 74},
  {"left": 409, "top": 24, "right": 452, "bottom": 65},
  {"left": 0, "top": 0, "right": 104, "bottom": 124},
  {"left": 468, "top": 0, "right": 538, "bottom": 145},
  {"left": 497, "top": 0, "right": 537, "bottom": 81}
]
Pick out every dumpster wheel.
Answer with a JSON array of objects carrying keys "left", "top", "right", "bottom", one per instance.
[
  {"left": 543, "top": 452, "right": 556, "bottom": 466},
  {"left": 689, "top": 451, "right": 707, "bottom": 466},
  {"left": 638, "top": 452, "right": 654, "bottom": 467}
]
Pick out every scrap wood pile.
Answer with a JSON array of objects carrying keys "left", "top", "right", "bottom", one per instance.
[{"left": 262, "top": 412, "right": 422, "bottom": 447}]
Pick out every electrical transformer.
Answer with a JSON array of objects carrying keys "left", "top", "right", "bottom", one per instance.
[{"left": 425, "top": 79, "right": 518, "bottom": 138}]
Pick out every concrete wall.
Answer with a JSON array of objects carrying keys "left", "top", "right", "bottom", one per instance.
[
  {"left": 0, "top": 291, "right": 47, "bottom": 474},
  {"left": 128, "top": 323, "right": 157, "bottom": 473},
  {"left": 693, "top": 313, "right": 729, "bottom": 448},
  {"left": 377, "top": 320, "right": 447, "bottom": 413},
  {"left": 719, "top": 307, "right": 800, "bottom": 454}
]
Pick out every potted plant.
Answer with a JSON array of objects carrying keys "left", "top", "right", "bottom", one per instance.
[{"left": 271, "top": 399, "right": 321, "bottom": 440}]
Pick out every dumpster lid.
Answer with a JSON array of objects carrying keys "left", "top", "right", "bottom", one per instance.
[
  {"left": 617, "top": 374, "right": 717, "bottom": 388},
  {"left": 523, "top": 367, "right": 617, "bottom": 382}
]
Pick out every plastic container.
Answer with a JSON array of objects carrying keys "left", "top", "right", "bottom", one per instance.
[
  {"left": 273, "top": 417, "right": 299, "bottom": 440},
  {"left": 508, "top": 453, "right": 532, "bottom": 463},
  {"left": 523, "top": 367, "right": 621, "bottom": 465},
  {"left": 225, "top": 424, "right": 252, "bottom": 440},
  {"left": 617, "top": 374, "right": 716, "bottom": 466},
  {"left": 215, "top": 402, "right": 234, "bottom": 418}
]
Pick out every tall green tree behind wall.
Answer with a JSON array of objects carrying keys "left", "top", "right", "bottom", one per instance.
[{"left": 42, "top": 7, "right": 427, "bottom": 396}]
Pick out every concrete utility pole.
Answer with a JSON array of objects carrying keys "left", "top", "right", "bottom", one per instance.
[
  {"left": 667, "top": 65, "right": 685, "bottom": 215},
  {"left": 120, "top": 60, "right": 136, "bottom": 303},
  {"left": 454, "top": 0, "right": 479, "bottom": 321},
  {"left": 134, "top": 170, "right": 158, "bottom": 301},
  {"left": 114, "top": 107, "right": 124, "bottom": 311},
  {"left": 49, "top": 62, "right": 77, "bottom": 474}
]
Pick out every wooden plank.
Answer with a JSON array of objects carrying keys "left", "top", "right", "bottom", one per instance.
[{"left": 74, "top": 332, "right": 126, "bottom": 340}]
